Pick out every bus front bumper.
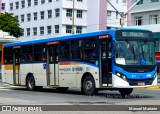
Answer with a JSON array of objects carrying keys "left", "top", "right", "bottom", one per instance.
[{"left": 112, "top": 74, "right": 157, "bottom": 88}]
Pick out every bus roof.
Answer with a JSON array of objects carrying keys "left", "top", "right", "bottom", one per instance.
[
  {"left": 4, "top": 28, "right": 150, "bottom": 47},
  {"left": 4, "top": 30, "right": 111, "bottom": 47}
]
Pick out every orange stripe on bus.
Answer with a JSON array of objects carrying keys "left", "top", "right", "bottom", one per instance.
[
  {"left": 59, "top": 62, "right": 72, "bottom": 65},
  {"left": 59, "top": 62, "right": 78, "bottom": 65},
  {"left": 1, "top": 44, "right": 4, "bottom": 65},
  {"left": 4, "top": 65, "right": 20, "bottom": 70}
]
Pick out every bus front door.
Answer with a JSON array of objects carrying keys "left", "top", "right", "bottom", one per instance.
[
  {"left": 100, "top": 39, "right": 112, "bottom": 86},
  {"left": 13, "top": 47, "right": 21, "bottom": 85},
  {"left": 46, "top": 43, "right": 59, "bottom": 86}
]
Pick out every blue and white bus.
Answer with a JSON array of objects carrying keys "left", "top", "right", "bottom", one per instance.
[{"left": 1, "top": 28, "right": 157, "bottom": 95}]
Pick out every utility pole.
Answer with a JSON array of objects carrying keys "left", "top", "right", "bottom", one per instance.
[
  {"left": 72, "top": 0, "right": 75, "bottom": 34},
  {"left": 106, "top": 0, "right": 141, "bottom": 28}
]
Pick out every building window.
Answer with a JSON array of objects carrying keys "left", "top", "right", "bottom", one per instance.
[
  {"left": 22, "top": 29, "right": 24, "bottom": 36},
  {"left": 116, "top": 0, "right": 119, "bottom": 3},
  {"left": 116, "top": 12, "right": 118, "bottom": 19},
  {"left": 27, "top": 13, "right": 31, "bottom": 21},
  {"left": 55, "top": 25, "right": 59, "bottom": 33},
  {"left": 21, "top": 0, "right": 25, "bottom": 8},
  {"left": 134, "top": 16, "right": 143, "bottom": 26},
  {"left": 40, "top": 11, "right": 45, "bottom": 19},
  {"left": 34, "top": 0, "right": 38, "bottom": 5},
  {"left": 136, "top": 0, "right": 143, "bottom": 5},
  {"left": 40, "top": 27, "right": 44, "bottom": 35},
  {"left": 15, "top": 2, "right": 19, "bottom": 9},
  {"left": 33, "top": 27, "right": 37, "bottom": 35},
  {"left": 47, "top": 26, "right": 52, "bottom": 34},
  {"left": 76, "top": 26, "right": 82, "bottom": 33},
  {"left": 66, "top": 9, "right": 72, "bottom": 17},
  {"left": 21, "top": 14, "right": 25, "bottom": 22},
  {"left": 48, "top": 0, "right": 52, "bottom": 2},
  {"left": 151, "top": 0, "right": 159, "bottom": 2},
  {"left": 107, "top": 11, "right": 112, "bottom": 19},
  {"left": 66, "top": 25, "right": 72, "bottom": 33},
  {"left": 47, "top": 10, "right": 52, "bottom": 18},
  {"left": 33, "top": 12, "right": 38, "bottom": 20},
  {"left": 2, "top": 3, "right": 5, "bottom": 10},
  {"left": 149, "top": 15, "right": 158, "bottom": 24},
  {"left": 41, "top": 0, "right": 45, "bottom": 4},
  {"left": 55, "top": 8, "right": 60, "bottom": 17},
  {"left": 122, "top": 0, "right": 127, "bottom": 5},
  {"left": 77, "top": 10, "right": 83, "bottom": 18},
  {"left": 77, "top": 0, "right": 82, "bottom": 1},
  {"left": 27, "top": 28, "right": 30, "bottom": 36},
  {"left": 10, "top": 3, "right": 13, "bottom": 10},
  {"left": 28, "top": 0, "right": 31, "bottom": 7}
]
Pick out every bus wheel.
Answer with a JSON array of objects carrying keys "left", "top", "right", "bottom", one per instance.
[
  {"left": 82, "top": 75, "right": 96, "bottom": 95},
  {"left": 26, "top": 75, "right": 35, "bottom": 91},
  {"left": 119, "top": 88, "right": 133, "bottom": 96}
]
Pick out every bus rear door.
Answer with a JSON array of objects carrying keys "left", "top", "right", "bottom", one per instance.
[
  {"left": 13, "top": 46, "right": 21, "bottom": 85},
  {"left": 99, "top": 35, "right": 112, "bottom": 86},
  {"left": 46, "top": 42, "right": 59, "bottom": 86}
]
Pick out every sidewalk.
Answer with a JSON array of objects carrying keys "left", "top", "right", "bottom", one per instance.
[{"left": 136, "top": 83, "right": 160, "bottom": 90}]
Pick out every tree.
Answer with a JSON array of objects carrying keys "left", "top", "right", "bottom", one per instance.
[{"left": 0, "top": 12, "right": 23, "bottom": 38}]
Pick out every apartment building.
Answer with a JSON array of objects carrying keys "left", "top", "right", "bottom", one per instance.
[
  {"left": 128, "top": 0, "right": 160, "bottom": 51},
  {"left": 0, "top": 0, "right": 127, "bottom": 40}
]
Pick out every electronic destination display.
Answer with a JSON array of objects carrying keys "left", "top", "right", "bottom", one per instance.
[
  {"left": 121, "top": 31, "right": 149, "bottom": 38},
  {"left": 116, "top": 30, "right": 152, "bottom": 39}
]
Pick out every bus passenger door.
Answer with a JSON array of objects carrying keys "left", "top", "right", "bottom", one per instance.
[
  {"left": 46, "top": 42, "right": 59, "bottom": 86},
  {"left": 100, "top": 37, "right": 112, "bottom": 86},
  {"left": 13, "top": 47, "right": 21, "bottom": 85}
]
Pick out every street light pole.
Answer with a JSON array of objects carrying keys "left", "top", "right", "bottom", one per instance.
[
  {"left": 106, "top": 0, "right": 141, "bottom": 28},
  {"left": 72, "top": 0, "right": 75, "bottom": 34}
]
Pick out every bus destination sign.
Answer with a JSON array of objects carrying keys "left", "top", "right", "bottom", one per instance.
[{"left": 121, "top": 31, "right": 149, "bottom": 38}]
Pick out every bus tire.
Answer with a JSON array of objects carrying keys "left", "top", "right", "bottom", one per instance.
[
  {"left": 119, "top": 88, "right": 133, "bottom": 96},
  {"left": 26, "top": 75, "right": 36, "bottom": 91},
  {"left": 82, "top": 75, "right": 96, "bottom": 95}
]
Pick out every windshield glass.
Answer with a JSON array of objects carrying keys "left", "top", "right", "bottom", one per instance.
[{"left": 115, "top": 40, "right": 155, "bottom": 65}]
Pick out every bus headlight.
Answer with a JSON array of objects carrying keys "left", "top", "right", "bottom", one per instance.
[
  {"left": 153, "top": 73, "right": 157, "bottom": 80},
  {"left": 116, "top": 73, "right": 121, "bottom": 77},
  {"left": 116, "top": 71, "right": 127, "bottom": 81},
  {"left": 122, "top": 75, "right": 127, "bottom": 81}
]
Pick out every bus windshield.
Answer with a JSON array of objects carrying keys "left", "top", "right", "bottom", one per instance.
[{"left": 115, "top": 40, "right": 155, "bottom": 65}]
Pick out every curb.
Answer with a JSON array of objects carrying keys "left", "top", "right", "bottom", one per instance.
[{"left": 136, "top": 85, "right": 160, "bottom": 90}]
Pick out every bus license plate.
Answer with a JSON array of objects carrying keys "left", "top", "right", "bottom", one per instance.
[{"left": 138, "top": 82, "right": 145, "bottom": 86}]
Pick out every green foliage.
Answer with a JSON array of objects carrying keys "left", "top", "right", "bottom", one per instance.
[{"left": 0, "top": 12, "right": 23, "bottom": 38}]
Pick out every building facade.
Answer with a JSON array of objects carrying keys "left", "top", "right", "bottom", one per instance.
[
  {"left": 128, "top": 0, "right": 160, "bottom": 51},
  {"left": 0, "top": 0, "right": 127, "bottom": 40}
]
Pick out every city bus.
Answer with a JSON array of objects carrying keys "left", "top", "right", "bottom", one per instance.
[{"left": 1, "top": 28, "right": 157, "bottom": 96}]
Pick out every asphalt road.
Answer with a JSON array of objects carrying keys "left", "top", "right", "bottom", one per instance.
[{"left": 0, "top": 79, "right": 160, "bottom": 113}]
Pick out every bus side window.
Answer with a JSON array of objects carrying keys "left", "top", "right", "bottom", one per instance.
[
  {"left": 4, "top": 47, "right": 13, "bottom": 64},
  {"left": 22, "top": 45, "right": 33, "bottom": 62},
  {"left": 41, "top": 54, "right": 46, "bottom": 61},
  {"left": 21, "top": 54, "right": 27, "bottom": 62},
  {"left": 29, "top": 54, "right": 32, "bottom": 61},
  {"left": 60, "top": 41, "right": 70, "bottom": 60},
  {"left": 33, "top": 43, "right": 45, "bottom": 62}
]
